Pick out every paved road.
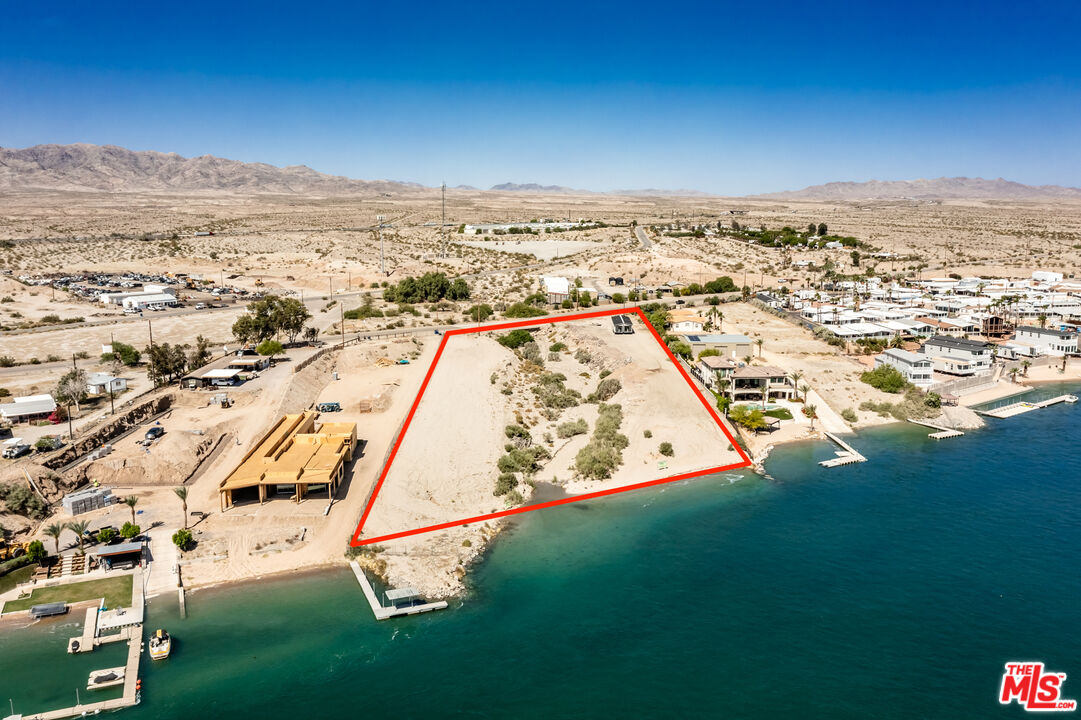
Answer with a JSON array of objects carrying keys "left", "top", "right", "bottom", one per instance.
[{"left": 634, "top": 226, "right": 652, "bottom": 249}]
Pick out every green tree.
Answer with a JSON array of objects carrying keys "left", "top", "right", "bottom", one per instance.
[
  {"left": 850, "top": 250, "right": 861, "bottom": 267},
  {"left": 658, "top": 442, "right": 674, "bottom": 456},
  {"left": 97, "top": 527, "right": 117, "bottom": 544},
  {"left": 66, "top": 519, "right": 90, "bottom": 554},
  {"left": 174, "top": 486, "right": 189, "bottom": 529},
  {"left": 102, "top": 342, "right": 140, "bottom": 367},
  {"left": 26, "top": 539, "right": 47, "bottom": 563},
  {"left": 172, "top": 528, "right": 194, "bottom": 551},
  {"left": 123, "top": 495, "right": 139, "bottom": 525},
  {"left": 188, "top": 335, "right": 212, "bottom": 370},
  {"left": 805, "top": 404, "right": 818, "bottom": 430},
  {"left": 145, "top": 342, "right": 188, "bottom": 385},
  {"left": 256, "top": 339, "right": 284, "bottom": 360},
  {"left": 817, "top": 223, "right": 828, "bottom": 236},
  {"left": 44, "top": 522, "right": 65, "bottom": 557},
  {"left": 120, "top": 522, "right": 141, "bottom": 540},
  {"left": 498, "top": 329, "right": 534, "bottom": 349},
  {"left": 465, "top": 304, "right": 494, "bottom": 322}
]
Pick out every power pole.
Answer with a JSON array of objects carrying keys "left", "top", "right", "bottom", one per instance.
[
  {"left": 377, "top": 215, "right": 386, "bottom": 275},
  {"left": 441, "top": 182, "right": 448, "bottom": 259}
]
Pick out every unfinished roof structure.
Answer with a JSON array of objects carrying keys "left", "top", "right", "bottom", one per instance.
[{"left": 219, "top": 411, "right": 357, "bottom": 510}]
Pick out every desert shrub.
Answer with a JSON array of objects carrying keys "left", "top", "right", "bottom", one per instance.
[
  {"left": 518, "top": 341, "right": 544, "bottom": 366},
  {"left": 574, "top": 348, "right": 592, "bottom": 364},
  {"left": 841, "top": 408, "right": 858, "bottom": 423},
  {"left": 498, "top": 329, "right": 533, "bottom": 349},
  {"left": 924, "top": 392, "right": 942, "bottom": 409},
  {"left": 533, "top": 372, "right": 581, "bottom": 409},
  {"left": 464, "top": 303, "right": 493, "bottom": 321},
  {"left": 0, "top": 356, "right": 15, "bottom": 367},
  {"left": 575, "top": 404, "right": 628, "bottom": 480},
  {"left": 504, "top": 302, "right": 548, "bottom": 318},
  {"left": 172, "top": 528, "right": 194, "bottom": 551},
  {"left": 493, "top": 473, "right": 518, "bottom": 496},
  {"left": 556, "top": 418, "right": 589, "bottom": 438},
  {"left": 497, "top": 446, "right": 550, "bottom": 474},
  {"left": 0, "top": 388, "right": 10, "bottom": 397},
  {"left": 549, "top": 342, "right": 567, "bottom": 352},
  {"left": 0, "top": 483, "right": 47, "bottom": 519},
  {"left": 599, "top": 369, "right": 611, "bottom": 379},
  {"left": 860, "top": 365, "right": 908, "bottom": 393},
  {"left": 729, "top": 404, "right": 767, "bottom": 430},
  {"left": 588, "top": 377, "right": 621, "bottom": 402},
  {"left": 504, "top": 424, "right": 530, "bottom": 440},
  {"left": 643, "top": 429, "right": 652, "bottom": 438},
  {"left": 659, "top": 442, "right": 674, "bottom": 456},
  {"left": 504, "top": 489, "right": 524, "bottom": 505}
]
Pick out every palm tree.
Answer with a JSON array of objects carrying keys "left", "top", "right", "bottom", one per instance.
[
  {"left": 174, "top": 486, "right": 189, "bottom": 529},
  {"left": 761, "top": 385, "right": 769, "bottom": 410},
  {"left": 755, "top": 338, "right": 764, "bottom": 358},
  {"left": 1021, "top": 360, "right": 1032, "bottom": 377},
  {"left": 124, "top": 495, "right": 139, "bottom": 525},
  {"left": 66, "top": 520, "right": 89, "bottom": 554},
  {"left": 799, "top": 383, "right": 811, "bottom": 403},
  {"left": 1009, "top": 368, "right": 1019, "bottom": 384},
  {"left": 1037, "top": 313, "right": 1048, "bottom": 329},
  {"left": 44, "top": 522, "right": 64, "bottom": 558},
  {"left": 742, "top": 355, "right": 753, "bottom": 366},
  {"left": 805, "top": 404, "right": 818, "bottom": 431},
  {"left": 789, "top": 370, "right": 803, "bottom": 391}
]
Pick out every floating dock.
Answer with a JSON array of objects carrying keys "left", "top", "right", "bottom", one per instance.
[
  {"left": 907, "top": 419, "right": 965, "bottom": 439},
  {"left": 978, "top": 394, "right": 1078, "bottom": 419},
  {"left": 349, "top": 561, "right": 448, "bottom": 620},
  {"left": 819, "top": 432, "right": 867, "bottom": 467}
]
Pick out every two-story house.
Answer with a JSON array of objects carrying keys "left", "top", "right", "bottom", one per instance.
[
  {"left": 1013, "top": 326, "right": 1079, "bottom": 356},
  {"left": 728, "top": 366, "right": 796, "bottom": 403},
  {"left": 874, "top": 349, "right": 934, "bottom": 387},
  {"left": 920, "top": 336, "right": 993, "bottom": 376}
]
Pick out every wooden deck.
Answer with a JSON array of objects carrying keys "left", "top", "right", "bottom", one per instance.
[{"left": 350, "top": 561, "right": 448, "bottom": 620}]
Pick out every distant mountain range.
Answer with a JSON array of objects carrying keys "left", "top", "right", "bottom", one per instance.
[
  {"left": 0, "top": 144, "right": 422, "bottom": 195},
  {"left": 757, "top": 177, "right": 1081, "bottom": 201},
  {"left": 2, "top": 145, "right": 1078, "bottom": 201}
]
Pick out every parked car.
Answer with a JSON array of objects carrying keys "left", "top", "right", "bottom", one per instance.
[
  {"left": 144, "top": 426, "right": 165, "bottom": 442},
  {"left": 195, "top": 303, "right": 207, "bottom": 310}
]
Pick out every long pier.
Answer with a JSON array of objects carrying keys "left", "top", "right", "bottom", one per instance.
[
  {"left": 907, "top": 419, "right": 965, "bottom": 439},
  {"left": 978, "top": 394, "right": 1078, "bottom": 419},
  {"left": 349, "top": 561, "right": 448, "bottom": 620},
  {"left": 819, "top": 432, "right": 867, "bottom": 467}
]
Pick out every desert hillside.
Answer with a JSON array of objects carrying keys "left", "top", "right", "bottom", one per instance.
[{"left": 0, "top": 143, "right": 422, "bottom": 195}]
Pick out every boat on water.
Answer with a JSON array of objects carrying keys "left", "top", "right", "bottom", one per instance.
[
  {"left": 148, "top": 628, "right": 172, "bottom": 660},
  {"left": 88, "top": 666, "right": 125, "bottom": 690}
]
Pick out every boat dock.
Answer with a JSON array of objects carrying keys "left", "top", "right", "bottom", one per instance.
[
  {"left": 819, "top": 432, "right": 867, "bottom": 467},
  {"left": 349, "top": 561, "right": 448, "bottom": 620},
  {"left": 907, "top": 419, "right": 965, "bottom": 439},
  {"left": 21, "top": 571, "right": 145, "bottom": 720},
  {"left": 978, "top": 394, "right": 1078, "bottom": 419}
]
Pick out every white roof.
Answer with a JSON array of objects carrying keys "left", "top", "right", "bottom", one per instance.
[
  {"left": 1, "top": 394, "right": 57, "bottom": 417},
  {"left": 86, "top": 373, "right": 120, "bottom": 384},
  {"left": 542, "top": 276, "right": 570, "bottom": 294},
  {"left": 201, "top": 368, "right": 242, "bottom": 379},
  {"left": 2, "top": 437, "right": 26, "bottom": 446},
  {"left": 125, "top": 293, "right": 176, "bottom": 304}
]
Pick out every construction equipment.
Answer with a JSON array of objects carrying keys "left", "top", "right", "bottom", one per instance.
[
  {"left": 0, "top": 538, "right": 31, "bottom": 560},
  {"left": 316, "top": 402, "right": 342, "bottom": 413},
  {"left": 395, "top": 358, "right": 410, "bottom": 365}
]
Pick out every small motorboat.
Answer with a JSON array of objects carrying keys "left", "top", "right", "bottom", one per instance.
[{"left": 148, "top": 628, "right": 172, "bottom": 660}]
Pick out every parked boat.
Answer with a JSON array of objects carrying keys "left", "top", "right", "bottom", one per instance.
[{"left": 148, "top": 628, "right": 172, "bottom": 660}]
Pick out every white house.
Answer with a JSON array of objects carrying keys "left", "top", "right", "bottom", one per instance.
[
  {"left": 695, "top": 355, "right": 736, "bottom": 391},
  {"left": 668, "top": 309, "right": 706, "bottom": 334},
  {"left": 1032, "top": 270, "right": 1064, "bottom": 283},
  {"left": 86, "top": 373, "right": 127, "bottom": 396},
  {"left": 874, "top": 349, "right": 933, "bottom": 387},
  {"left": 1013, "top": 326, "right": 1079, "bottom": 356},
  {"left": 0, "top": 394, "right": 57, "bottom": 423},
  {"left": 541, "top": 276, "right": 570, "bottom": 305},
  {"left": 921, "top": 336, "right": 993, "bottom": 376}
]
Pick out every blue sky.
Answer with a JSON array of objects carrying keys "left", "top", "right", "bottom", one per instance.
[{"left": 2, "top": 1, "right": 1080, "bottom": 194}]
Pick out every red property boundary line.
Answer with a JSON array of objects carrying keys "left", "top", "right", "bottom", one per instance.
[{"left": 350, "top": 306, "right": 752, "bottom": 546}]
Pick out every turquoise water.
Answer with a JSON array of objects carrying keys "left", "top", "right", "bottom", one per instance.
[{"left": 3, "top": 382, "right": 1079, "bottom": 718}]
